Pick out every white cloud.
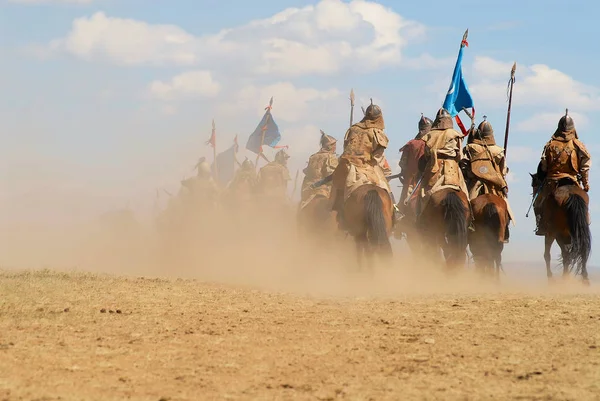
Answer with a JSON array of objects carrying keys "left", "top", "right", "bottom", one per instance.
[
  {"left": 471, "top": 56, "right": 600, "bottom": 112},
  {"left": 48, "top": 12, "right": 200, "bottom": 66},
  {"left": 44, "top": 0, "right": 428, "bottom": 76},
  {"left": 220, "top": 82, "right": 341, "bottom": 123},
  {"left": 516, "top": 111, "right": 589, "bottom": 133},
  {"left": 147, "top": 70, "right": 220, "bottom": 100}
]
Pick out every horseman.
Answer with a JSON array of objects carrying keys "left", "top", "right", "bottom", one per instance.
[
  {"left": 395, "top": 114, "right": 431, "bottom": 232},
  {"left": 461, "top": 118, "right": 513, "bottom": 241},
  {"left": 300, "top": 130, "right": 338, "bottom": 209},
  {"left": 257, "top": 148, "right": 291, "bottom": 199},
  {"left": 329, "top": 100, "right": 396, "bottom": 230},
  {"left": 417, "top": 107, "right": 471, "bottom": 228},
  {"left": 230, "top": 158, "right": 257, "bottom": 190},
  {"left": 180, "top": 157, "right": 220, "bottom": 211},
  {"left": 534, "top": 109, "right": 591, "bottom": 235}
]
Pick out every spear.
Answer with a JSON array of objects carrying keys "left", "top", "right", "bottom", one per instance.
[
  {"left": 503, "top": 62, "right": 517, "bottom": 159},
  {"left": 255, "top": 96, "right": 273, "bottom": 170},
  {"left": 349, "top": 89, "right": 355, "bottom": 127},
  {"left": 361, "top": 106, "right": 366, "bottom": 116}
]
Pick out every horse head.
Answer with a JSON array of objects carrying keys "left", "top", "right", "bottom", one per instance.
[{"left": 530, "top": 172, "right": 540, "bottom": 191}]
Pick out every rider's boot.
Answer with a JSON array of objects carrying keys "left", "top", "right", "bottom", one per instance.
[
  {"left": 535, "top": 210, "right": 546, "bottom": 236},
  {"left": 332, "top": 189, "right": 347, "bottom": 231}
]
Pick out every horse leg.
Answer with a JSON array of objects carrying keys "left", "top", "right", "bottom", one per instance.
[
  {"left": 581, "top": 260, "right": 590, "bottom": 286},
  {"left": 558, "top": 239, "right": 571, "bottom": 280},
  {"left": 495, "top": 244, "right": 503, "bottom": 282},
  {"left": 355, "top": 234, "right": 366, "bottom": 272},
  {"left": 544, "top": 235, "right": 553, "bottom": 281}
]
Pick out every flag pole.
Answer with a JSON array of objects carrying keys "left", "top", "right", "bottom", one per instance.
[
  {"left": 212, "top": 119, "right": 218, "bottom": 182},
  {"left": 503, "top": 62, "right": 517, "bottom": 158},
  {"left": 255, "top": 97, "right": 273, "bottom": 171},
  {"left": 349, "top": 89, "right": 355, "bottom": 127}
]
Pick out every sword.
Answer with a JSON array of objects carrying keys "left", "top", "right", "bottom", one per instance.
[{"left": 311, "top": 174, "right": 333, "bottom": 189}]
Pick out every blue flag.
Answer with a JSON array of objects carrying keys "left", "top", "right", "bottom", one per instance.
[
  {"left": 212, "top": 137, "right": 239, "bottom": 186},
  {"left": 245, "top": 109, "right": 281, "bottom": 154},
  {"left": 442, "top": 44, "right": 474, "bottom": 117}
]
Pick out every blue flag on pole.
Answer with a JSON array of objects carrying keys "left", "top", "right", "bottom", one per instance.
[
  {"left": 442, "top": 44, "right": 474, "bottom": 117},
  {"left": 245, "top": 109, "right": 281, "bottom": 154},
  {"left": 212, "top": 136, "right": 239, "bottom": 186}
]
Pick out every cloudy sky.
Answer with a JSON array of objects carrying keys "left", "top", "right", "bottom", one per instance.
[{"left": 1, "top": 0, "right": 598, "bottom": 263}]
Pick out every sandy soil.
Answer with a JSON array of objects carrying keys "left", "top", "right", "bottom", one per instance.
[{"left": 1, "top": 268, "right": 599, "bottom": 401}]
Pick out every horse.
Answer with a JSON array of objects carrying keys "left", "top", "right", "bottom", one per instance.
[
  {"left": 416, "top": 188, "right": 470, "bottom": 269},
  {"left": 530, "top": 172, "right": 591, "bottom": 284},
  {"left": 342, "top": 184, "right": 393, "bottom": 272},
  {"left": 297, "top": 194, "right": 338, "bottom": 244},
  {"left": 469, "top": 193, "right": 509, "bottom": 279}
]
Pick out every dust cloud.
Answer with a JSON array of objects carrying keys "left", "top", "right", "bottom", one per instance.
[{"left": 0, "top": 183, "right": 595, "bottom": 298}]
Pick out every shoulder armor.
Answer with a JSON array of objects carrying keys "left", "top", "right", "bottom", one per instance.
[{"left": 573, "top": 138, "right": 591, "bottom": 158}]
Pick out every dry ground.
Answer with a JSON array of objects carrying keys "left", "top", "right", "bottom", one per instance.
[{"left": 1, "top": 269, "right": 599, "bottom": 401}]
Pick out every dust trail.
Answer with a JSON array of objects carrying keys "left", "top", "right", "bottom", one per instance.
[{"left": 1, "top": 196, "right": 596, "bottom": 298}]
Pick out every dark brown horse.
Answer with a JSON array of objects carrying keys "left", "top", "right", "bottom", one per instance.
[
  {"left": 416, "top": 188, "right": 470, "bottom": 269},
  {"left": 469, "top": 194, "right": 509, "bottom": 279},
  {"left": 343, "top": 184, "right": 393, "bottom": 271},
  {"left": 530, "top": 172, "right": 591, "bottom": 284}
]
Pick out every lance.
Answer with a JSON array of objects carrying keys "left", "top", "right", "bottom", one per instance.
[
  {"left": 291, "top": 169, "right": 300, "bottom": 200},
  {"left": 255, "top": 96, "right": 273, "bottom": 170},
  {"left": 349, "top": 89, "right": 355, "bottom": 127},
  {"left": 503, "top": 62, "right": 517, "bottom": 158},
  {"left": 212, "top": 119, "right": 218, "bottom": 182}
]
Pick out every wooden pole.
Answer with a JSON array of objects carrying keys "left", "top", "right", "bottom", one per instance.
[
  {"left": 503, "top": 62, "right": 517, "bottom": 158},
  {"left": 255, "top": 97, "right": 273, "bottom": 170},
  {"left": 212, "top": 119, "right": 218, "bottom": 182}
]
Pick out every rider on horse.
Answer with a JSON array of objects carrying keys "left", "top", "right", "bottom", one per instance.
[
  {"left": 534, "top": 109, "right": 591, "bottom": 236},
  {"left": 257, "top": 149, "right": 292, "bottom": 199},
  {"left": 230, "top": 158, "right": 257, "bottom": 188},
  {"left": 461, "top": 118, "right": 513, "bottom": 241},
  {"left": 329, "top": 100, "right": 396, "bottom": 230},
  {"left": 395, "top": 114, "right": 431, "bottom": 233},
  {"left": 417, "top": 107, "right": 472, "bottom": 229},
  {"left": 180, "top": 157, "right": 220, "bottom": 208},
  {"left": 300, "top": 130, "right": 338, "bottom": 210}
]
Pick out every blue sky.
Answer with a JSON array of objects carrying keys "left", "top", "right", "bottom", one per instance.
[{"left": 1, "top": 0, "right": 599, "bottom": 265}]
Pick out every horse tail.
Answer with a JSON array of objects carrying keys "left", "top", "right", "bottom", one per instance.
[
  {"left": 365, "top": 189, "right": 392, "bottom": 255},
  {"left": 482, "top": 202, "right": 504, "bottom": 243},
  {"left": 565, "top": 193, "right": 592, "bottom": 273},
  {"left": 442, "top": 191, "right": 469, "bottom": 257}
]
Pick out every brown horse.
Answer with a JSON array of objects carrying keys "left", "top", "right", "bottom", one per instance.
[
  {"left": 530, "top": 173, "right": 591, "bottom": 284},
  {"left": 297, "top": 195, "right": 338, "bottom": 243},
  {"left": 416, "top": 188, "right": 470, "bottom": 269},
  {"left": 469, "top": 194, "right": 509, "bottom": 279},
  {"left": 342, "top": 184, "right": 393, "bottom": 271}
]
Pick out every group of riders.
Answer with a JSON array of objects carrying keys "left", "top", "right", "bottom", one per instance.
[{"left": 168, "top": 103, "right": 591, "bottom": 244}]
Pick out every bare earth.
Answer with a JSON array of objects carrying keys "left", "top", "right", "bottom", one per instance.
[{"left": 1, "top": 269, "right": 599, "bottom": 401}]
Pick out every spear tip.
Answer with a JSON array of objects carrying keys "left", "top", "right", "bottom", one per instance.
[
  {"left": 350, "top": 88, "right": 355, "bottom": 103},
  {"left": 511, "top": 61, "right": 517, "bottom": 76},
  {"left": 269, "top": 96, "right": 274, "bottom": 106},
  {"left": 463, "top": 28, "right": 469, "bottom": 41}
]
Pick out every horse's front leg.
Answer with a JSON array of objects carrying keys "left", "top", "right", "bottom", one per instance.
[{"left": 544, "top": 235, "right": 553, "bottom": 280}]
